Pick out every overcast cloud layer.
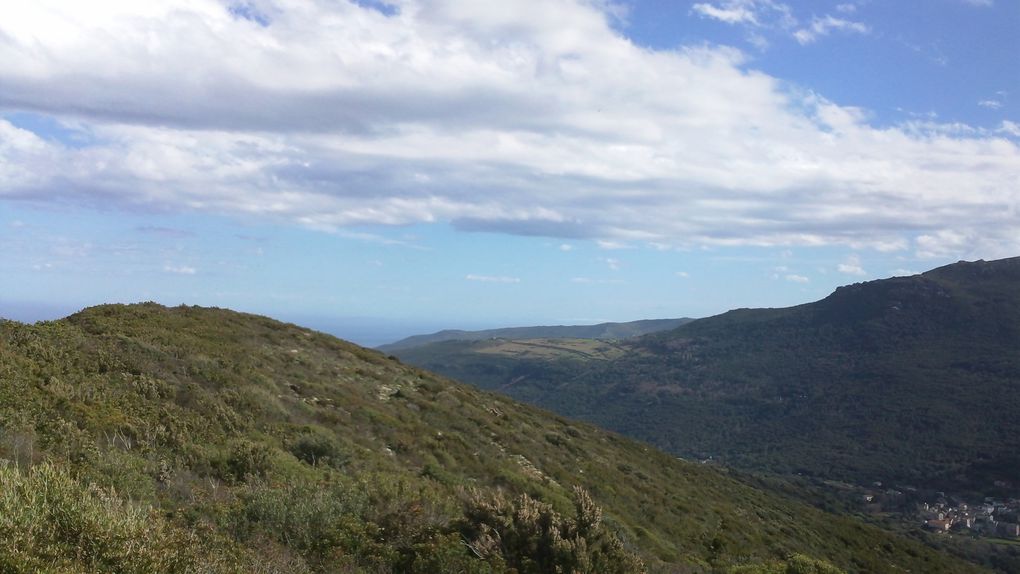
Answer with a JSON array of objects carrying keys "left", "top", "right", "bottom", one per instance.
[{"left": 1, "top": 0, "right": 1018, "bottom": 258}]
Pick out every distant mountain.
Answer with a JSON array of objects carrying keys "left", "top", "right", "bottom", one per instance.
[
  {"left": 0, "top": 303, "right": 982, "bottom": 573},
  {"left": 377, "top": 318, "right": 693, "bottom": 352},
  {"left": 396, "top": 257, "right": 1020, "bottom": 496}
]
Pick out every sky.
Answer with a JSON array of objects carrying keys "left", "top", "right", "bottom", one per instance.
[{"left": 0, "top": 0, "right": 1018, "bottom": 346}]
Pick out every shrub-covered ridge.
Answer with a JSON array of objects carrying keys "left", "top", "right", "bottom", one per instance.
[{"left": 0, "top": 303, "right": 987, "bottom": 572}]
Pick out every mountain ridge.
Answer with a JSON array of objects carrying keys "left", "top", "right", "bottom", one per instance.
[
  {"left": 377, "top": 318, "right": 694, "bottom": 352},
  {"left": 393, "top": 256, "right": 1020, "bottom": 496}
]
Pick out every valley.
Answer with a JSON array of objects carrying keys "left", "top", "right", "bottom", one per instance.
[
  {"left": 390, "top": 257, "right": 1020, "bottom": 572},
  {"left": 392, "top": 257, "right": 1020, "bottom": 495}
]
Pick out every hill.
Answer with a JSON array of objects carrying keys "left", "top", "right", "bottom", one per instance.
[
  {"left": 395, "top": 258, "right": 1020, "bottom": 497},
  {"left": 377, "top": 318, "right": 693, "bottom": 352},
  {"left": 392, "top": 337, "right": 629, "bottom": 408},
  {"left": 0, "top": 303, "right": 983, "bottom": 573}
]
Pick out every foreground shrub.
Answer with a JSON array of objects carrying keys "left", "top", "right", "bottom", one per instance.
[
  {"left": 459, "top": 485, "right": 645, "bottom": 574},
  {"left": 227, "top": 474, "right": 488, "bottom": 572},
  {"left": 287, "top": 430, "right": 347, "bottom": 468},
  {"left": 0, "top": 462, "right": 239, "bottom": 573},
  {"left": 728, "top": 554, "right": 847, "bottom": 574}
]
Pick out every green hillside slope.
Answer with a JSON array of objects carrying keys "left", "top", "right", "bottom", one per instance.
[
  {"left": 0, "top": 303, "right": 982, "bottom": 572},
  {"left": 378, "top": 318, "right": 693, "bottom": 352},
  {"left": 393, "top": 337, "right": 618, "bottom": 408},
  {"left": 400, "top": 258, "right": 1020, "bottom": 495}
]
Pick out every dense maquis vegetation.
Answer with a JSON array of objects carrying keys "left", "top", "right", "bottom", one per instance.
[
  {"left": 396, "top": 257, "right": 1020, "bottom": 496},
  {"left": 377, "top": 318, "right": 693, "bottom": 353},
  {"left": 0, "top": 303, "right": 984, "bottom": 572}
]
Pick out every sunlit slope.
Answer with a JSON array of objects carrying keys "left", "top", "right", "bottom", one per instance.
[
  {"left": 0, "top": 303, "right": 986, "bottom": 572},
  {"left": 378, "top": 318, "right": 693, "bottom": 352}
]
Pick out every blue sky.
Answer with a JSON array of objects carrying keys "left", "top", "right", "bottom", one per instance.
[{"left": 1, "top": 0, "right": 1017, "bottom": 346}]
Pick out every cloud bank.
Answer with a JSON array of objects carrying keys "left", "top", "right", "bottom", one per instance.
[{"left": 0, "top": 0, "right": 1018, "bottom": 259}]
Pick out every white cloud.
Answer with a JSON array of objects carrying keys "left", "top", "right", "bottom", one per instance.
[
  {"left": 559, "top": 243, "right": 574, "bottom": 251},
  {"left": 999, "top": 121, "right": 1020, "bottom": 137},
  {"left": 675, "top": 271, "right": 690, "bottom": 278},
  {"left": 794, "top": 15, "right": 870, "bottom": 44},
  {"left": 691, "top": 0, "right": 794, "bottom": 28},
  {"left": 961, "top": 0, "right": 993, "bottom": 6},
  {"left": 836, "top": 254, "right": 867, "bottom": 276},
  {"left": 0, "top": 0, "right": 1017, "bottom": 260},
  {"left": 915, "top": 228, "right": 1020, "bottom": 260},
  {"left": 689, "top": 0, "right": 799, "bottom": 36},
  {"left": 466, "top": 274, "right": 520, "bottom": 283},
  {"left": 164, "top": 264, "right": 197, "bottom": 275},
  {"left": 978, "top": 99, "right": 1003, "bottom": 110},
  {"left": 691, "top": 0, "right": 795, "bottom": 50},
  {"left": 692, "top": 2, "right": 759, "bottom": 25},
  {"left": 914, "top": 230, "right": 970, "bottom": 259},
  {"left": 603, "top": 257, "right": 621, "bottom": 271},
  {"left": 596, "top": 240, "right": 630, "bottom": 250},
  {"left": 835, "top": 3, "right": 857, "bottom": 13},
  {"left": 785, "top": 273, "right": 809, "bottom": 283}
]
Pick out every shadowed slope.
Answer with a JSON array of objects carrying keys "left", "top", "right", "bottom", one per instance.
[{"left": 409, "top": 258, "right": 1020, "bottom": 495}]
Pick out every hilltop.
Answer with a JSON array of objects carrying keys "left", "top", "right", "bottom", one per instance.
[{"left": 0, "top": 303, "right": 983, "bottom": 572}]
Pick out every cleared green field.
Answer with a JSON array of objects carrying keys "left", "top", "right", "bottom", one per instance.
[{"left": 474, "top": 338, "right": 630, "bottom": 361}]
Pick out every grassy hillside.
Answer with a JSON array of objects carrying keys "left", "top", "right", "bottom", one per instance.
[
  {"left": 398, "top": 258, "right": 1020, "bottom": 496},
  {"left": 0, "top": 303, "right": 983, "bottom": 572},
  {"left": 378, "top": 318, "right": 692, "bottom": 352},
  {"left": 394, "top": 337, "right": 640, "bottom": 408}
]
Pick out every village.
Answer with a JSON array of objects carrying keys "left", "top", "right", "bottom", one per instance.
[
  {"left": 865, "top": 487, "right": 1020, "bottom": 539},
  {"left": 815, "top": 476, "right": 1020, "bottom": 541},
  {"left": 918, "top": 496, "right": 1020, "bottom": 539}
]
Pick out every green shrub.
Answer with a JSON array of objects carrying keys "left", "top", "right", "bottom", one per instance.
[
  {"left": 224, "top": 440, "right": 273, "bottom": 483},
  {"left": 287, "top": 430, "right": 346, "bottom": 468},
  {"left": 728, "top": 554, "right": 846, "bottom": 574},
  {"left": 228, "top": 479, "right": 386, "bottom": 568},
  {"left": 0, "top": 462, "right": 239, "bottom": 573},
  {"left": 458, "top": 485, "right": 645, "bottom": 574}
]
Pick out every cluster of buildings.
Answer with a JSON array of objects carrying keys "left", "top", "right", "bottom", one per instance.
[{"left": 920, "top": 498, "right": 1020, "bottom": 538}]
